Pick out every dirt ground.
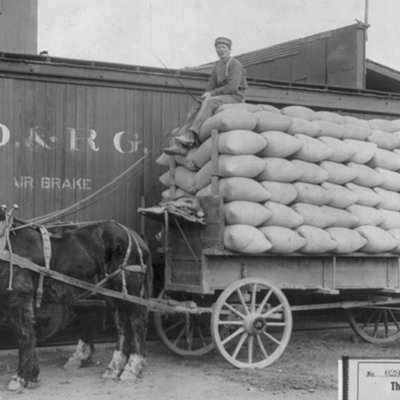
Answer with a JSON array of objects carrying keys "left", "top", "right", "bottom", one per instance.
[{"left": 0, "top": 325, "right": 399, "bottom": 400}]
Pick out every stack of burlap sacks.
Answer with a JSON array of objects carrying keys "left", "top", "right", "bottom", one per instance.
[{"left": 157, "top": 103, "right": 400, "bottom": 254}]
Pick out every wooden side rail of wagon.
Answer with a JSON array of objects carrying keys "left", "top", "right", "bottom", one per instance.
[{"left": 0, "top": 249, "right": 211, "bottom": 316}]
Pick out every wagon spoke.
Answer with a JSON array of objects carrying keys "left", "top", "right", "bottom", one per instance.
[
  {"left": 262, "top": 330, "right": 281, "bottom": 346},
  {"left": 262, "top": 304, "right": 283, "bottom": 319},
  {"left": 221, "top": 327, "right": 246, "bottom": 345},
  {"left": 257, "top": 289, "right": 272, "bottom": 314},
  {"left": 250, "top": 284, "right": 257, "bottom": 313},
  {"left": 232, "top": 332, "right": 248, "bottom": 359},
  {"left": 372, "top": 311, "right": 383, "bottom": 337},
  {"left": 236, "top": 289, "right": 249, "bottom": 315},
  {"left": 383, "top": 311, "right": 389, "bottom": 338},
  {"left": 223, "top": 301, "right": 246, "bottom": 320},
  {"left": 187, "top": 323, "right": 194, "bottom": 350},
  {"left": 388, "top": 310, "right": 400, "bottom": 331},
  {"left": 164, "top": 319, "right": 184, "bottom": 334},
  {"left": 267, "top": 322, "right": 286, "bottom": 327},
  {"left": 248, "top": 335, "right": 254, "bottom": 364},
  {"left": 257, "top": 335, "right": 269, "bottom": 359},
  {"left": 173, "top": 325, "right": 187, "bottom": 346},
  {"left": 361, "top": 309, "right": 378, "bottom": 330},
  {"left": 197, "top": 324, "right": 207, "bottom": 346},
  {"left": 218, "top": 320, "right": 243, "bottom": 326}
]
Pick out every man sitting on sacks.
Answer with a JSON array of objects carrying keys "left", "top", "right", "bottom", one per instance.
[{"left": 164, "top": 36, "right": 247, "bottom": 156}]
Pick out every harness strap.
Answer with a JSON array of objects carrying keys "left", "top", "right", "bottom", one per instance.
[{"left": 36, "top": 225, "right": 51, "bottom": 308}]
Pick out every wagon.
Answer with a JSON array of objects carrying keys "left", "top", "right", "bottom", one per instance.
[{"left": 142, "top": 131, "right": 400, "bottom": 369}]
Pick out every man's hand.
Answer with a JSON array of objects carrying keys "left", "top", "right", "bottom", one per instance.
[{"left": 201, "top": 92, "right": 212, "bottom": 100}]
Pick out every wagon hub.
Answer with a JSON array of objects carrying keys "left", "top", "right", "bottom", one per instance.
[{"left": 244, "top": 314, "right": 267, "bottom": 334}]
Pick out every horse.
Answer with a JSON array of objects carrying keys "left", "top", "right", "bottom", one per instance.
[{"left": 0, "top": 207, "right": 152, "bottom": 391}]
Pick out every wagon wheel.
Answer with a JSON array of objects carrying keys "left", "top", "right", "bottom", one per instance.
[
  {"left": 153, "top": 290, "right": 214, "bottom": 356},
  {"left": 346, "top": 305, "right": 400, "bottom": 344},
  {"left": 35, "top": 303, "right": 70, "bottom": 344},
  {"left": 211, "top": 278, "right": 292, "bottom": 369}
]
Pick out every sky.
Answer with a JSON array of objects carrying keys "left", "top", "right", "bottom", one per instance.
[{"left": 38, "top": 0, "right": 400, "bottom": 71}]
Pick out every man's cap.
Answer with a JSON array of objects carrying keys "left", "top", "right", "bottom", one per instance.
[{"left": 215, "top": 37, "right": 232, "bottom": 49}]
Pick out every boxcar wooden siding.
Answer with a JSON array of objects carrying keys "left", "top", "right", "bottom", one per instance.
[{"left": 0, "top": 78, "right": 196, "bottom": 226}]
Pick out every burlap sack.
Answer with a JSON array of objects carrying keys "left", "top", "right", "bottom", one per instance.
[
  {"left": 312, "top": 110, "right": 345, "bottom": 124},
  {"left": 281, "top": 105, "right": 315, "bottom": 121},
  {"left": 347, "top": 163, "right": 384, "bottom": 187},
  {"left": 345, "top": 140, "right": 377, "bottom": 164},
  {"left": 368, "top": 148, "right": 400, "bottom": 170},
  {"left": 320, "top": 161, "right": 357, "bottom": 184},
  {"left": 296, "top": 226, "right": 337, "bottom": 253},
  {"left": 292, "top": 134, "right": 333, "bottom": 162},
  {"left": 293, "top": 183, "right": 331, "bottom": 206},
  {"left": 376, "top": 168, "right": 400, "bottom": 191},
  {"left": 192, "top": 130, "right": 268, "bottom": 167},
  {"left": 159, "top": 167, "right": 197, "bottom": 194},
  {"left": 325, "top": 227, "right": 367, "bottom": 254},
  {"left": 375, "top": 187, "right": 400, "bottom": 211},
  {"left": 196, "top": 177, "right": 271, "bottom": 202},
  {"left": 367, "top": 130, "right": 400, "bottom": 150},
  {"left": 258, "top": 131, "right": 302, "bottom": 158},
  {"left": 322, "top": 182, "right": 358, "bottom": 209},
  {"left": 380, "top": 209, "right": 400, "bottom": 230},
  {"left": 341, "top": 124, "right": 372, "bottom": 140},
  {"left": 291, "top": 160, "right": 329, "bottom": 184},
  {"left": 256, "top": 158, "right": 303, "bottom": 182},
  {"left": 224, "top": 224, "right": 272, "bottom": 254},
  {"left": 263, "top": 201, "right": 304, "bottom": 228},
  {"left": 260, "top": 181, "right": 298, "bottom": 204},
  {"left": 356, "top": 225, "right": 398, "bottom": 253},
  {"left": 254, "top": 111, "right": 292, "bottom": 133},
  {"left": 345, "top": 183, "right": 382, "bottom": 207},
  {"left": 260, "top": 104, "right": 281, "bottom": 113},
  {"left": 215, "top": 103, "right": 264, "bottom": 114},
  {"left": 286, "top": 118, "right": 321, "bottom": 137},
  {"left": 320, "top": 206, "right": 359, "bottom": 228},
  {"left": 259, "top": 226, "right": 306, "bottom": 253},
  {"left": 347, "top": 204, "right": 385, "bottom": 226},
  {"left": 312, "top": 120, "right": 346, "bottom": 139},
  {"left": 388, "top": 228, "right": 400, "bottom": 253},
  {"left": 194, "top": 155, "right": 266, "bottom": 190},
  {"left": 292, "top": 203, "right": 336, "bottom": 228},
  {"left": 318, "top": 136, "right": 356, "bottom": 163},
  {"left": 156, "top": 152, "right": 172, "bottom": 167},
  {"left": 175, "top": 148, "right": 199, "bottom": 171},
  {"left": 341, "top": 116, "right": 370, "bottom": 128},
  {"left": 161, "top": 188, "right": 190, "bottom": 200},
  {"left": 368, "top": 119, "right": 398, "bottom": 133},
  {"left": 224, "top": 201, "right": 272, "bottom": 226},
  {"left": 199, "top": 110, "right": 258, "bottom": 141}
]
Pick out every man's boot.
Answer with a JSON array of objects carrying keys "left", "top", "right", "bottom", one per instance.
[
  {"left": 175, "top": 130, "right": 198, "bottom": 147},
  {"left": 163, "top": 142, "right": 188, "bottom": 156}
]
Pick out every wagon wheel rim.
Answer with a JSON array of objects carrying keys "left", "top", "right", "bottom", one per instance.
[
  {"left": 153, "top": 290, "right": 214, "bottom": 356},
  {"left": 211, "top": 278, "right": 292, "bottom": 369},
  {"left": 32, "top": 303, "right": 70, "bottom": 344},
  {"left": 346, "top": 306, "right": 400, "bottom": 344}
]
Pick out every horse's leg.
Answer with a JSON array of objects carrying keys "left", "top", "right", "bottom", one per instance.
[
  {"left": 119, "top": 303, "right": 148, "bottom": 380},
  {"left": 7, "top": 300, "right": 40, "bottom": 391},
  {"left": 102, "top": 303, "right": 131, "bottom": 379},
  {"left": 64, "top": 305, "right": 99, "bottom": 369}
]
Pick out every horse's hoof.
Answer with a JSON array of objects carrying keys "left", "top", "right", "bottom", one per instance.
[
  {"left": 7, "top": 375, "right": 26, "bottom": 392},
  {"left": 101, "top": 369, "right": 120, "bottom": 380},
  {"left": 119, "top": 355, "right": 146, "bottom": 381},
  {"left": 64, "top": 356, "right": 82, "bottom": 369}
]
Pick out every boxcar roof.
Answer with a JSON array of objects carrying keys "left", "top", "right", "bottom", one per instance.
[{"left": 1, "top": 51, "right": 400, "bottom": 116}]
